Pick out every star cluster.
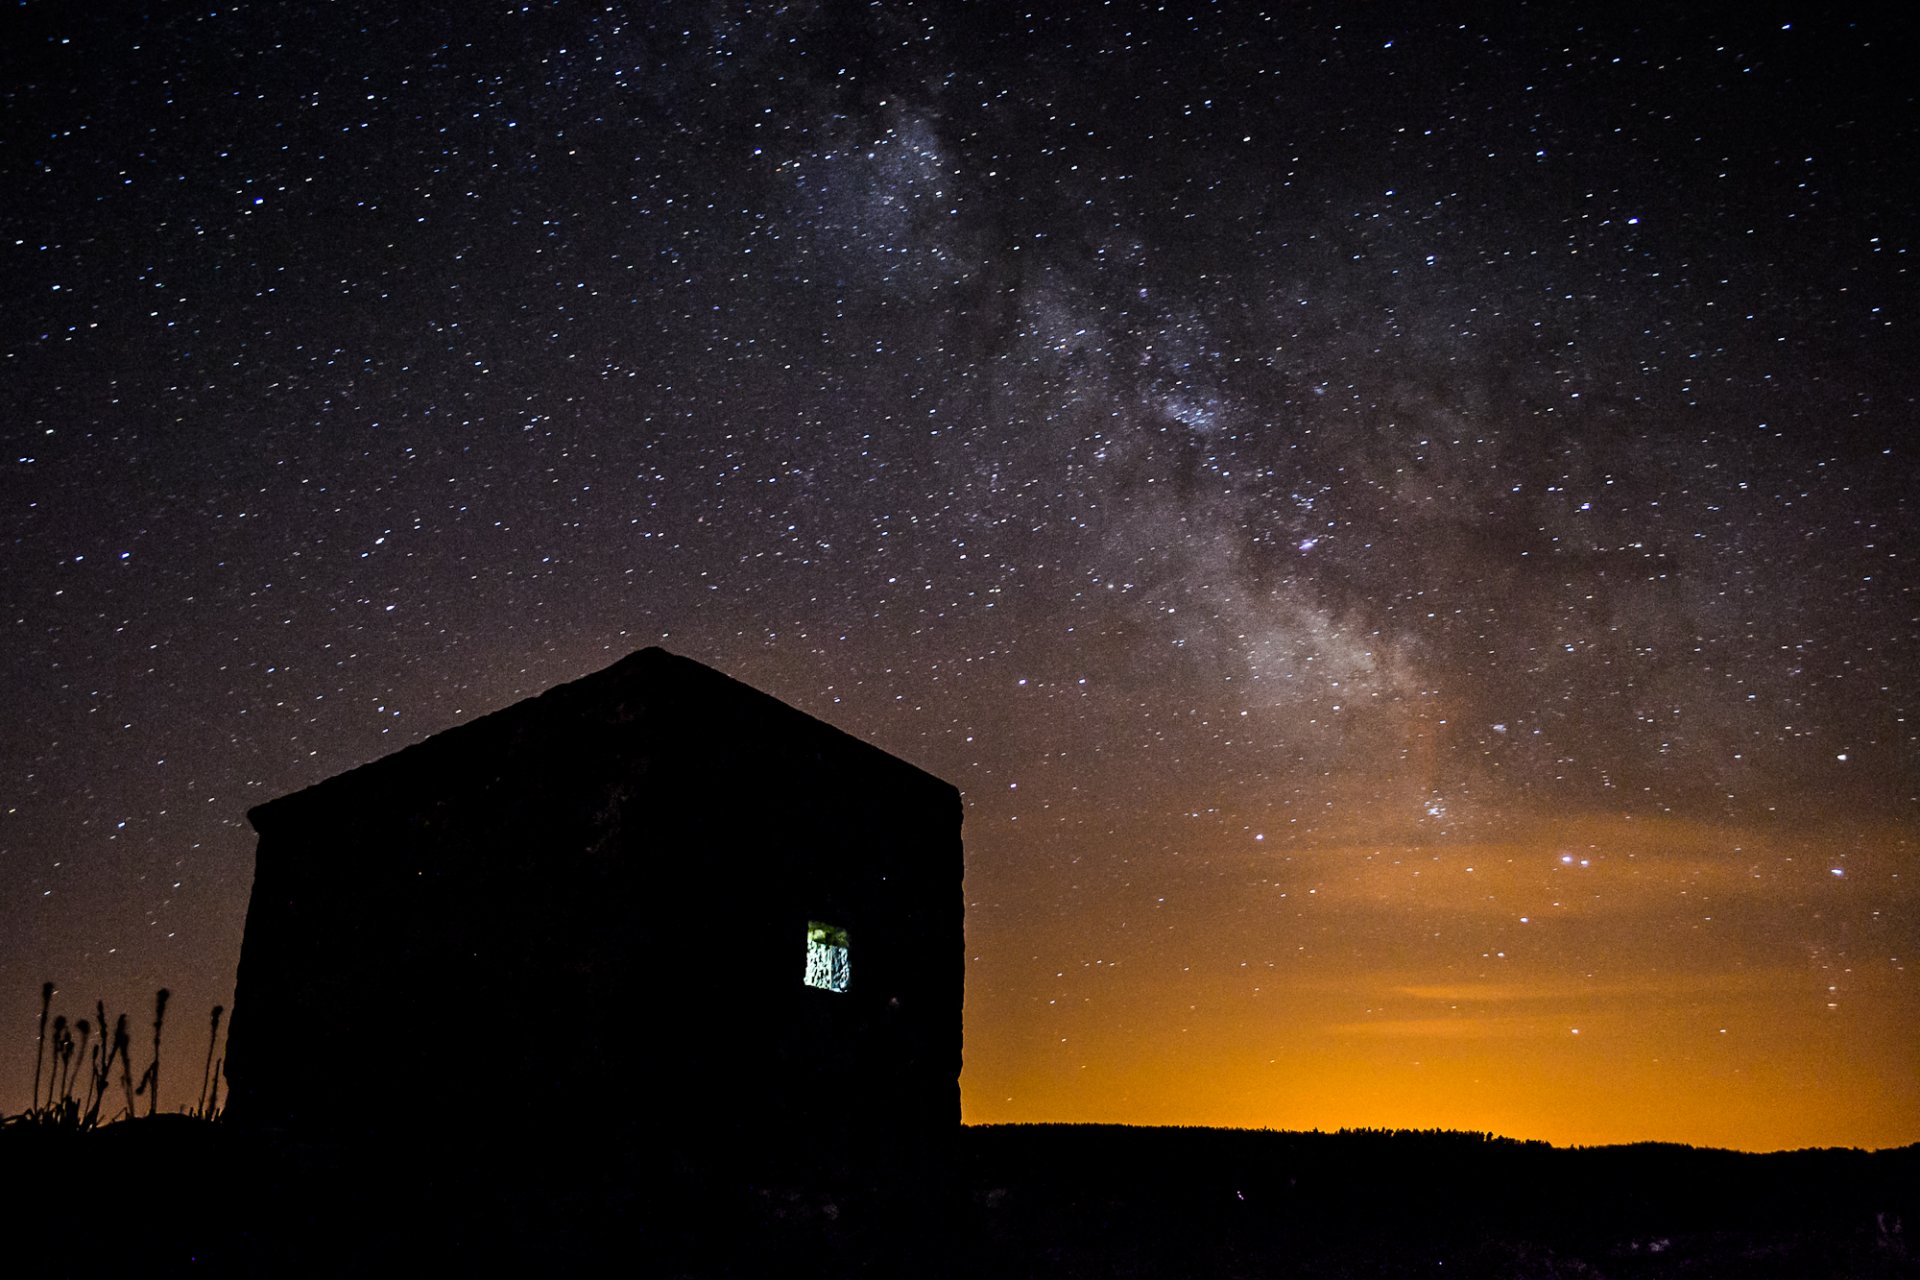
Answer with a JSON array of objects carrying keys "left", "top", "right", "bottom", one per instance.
[{"left": 3, "top": 3, "right": 1913, "bottom": 1147}]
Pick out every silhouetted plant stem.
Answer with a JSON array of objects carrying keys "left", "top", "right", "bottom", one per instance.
[
  {"left": 117, "top": 1014, "right": 136, "bottom": 1121},
  {"left": 83, "top": 1042, "right": 100, "bottom": 1120},
  {"left": 197, "top": 1005, "right": 225, "bottom": 1118},
  {"left": 82, "top": 1000, "right": 113, "bottom": 1127},
  {"left": 61, "top": 1024, "right": 76, "bottom": 1111},
  {"left": 48, "top": 1016, "right": 68, "bottom": 1109},
  {"left": 30, "top": 981, "right": 53, "bottom": 1119},
  {"left": 142, "top": 988, "right": 170, "bottom": 1117},
  {"left": 71, "top": 1020, "right": 92, "bottom": 1112}
]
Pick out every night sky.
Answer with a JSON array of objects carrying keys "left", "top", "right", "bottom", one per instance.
[{"left": 4, "top": 3, "right": 1914, "bottom": 1150}]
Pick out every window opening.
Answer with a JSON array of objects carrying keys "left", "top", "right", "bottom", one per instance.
[{"left": 804, "top": 921, "right": 850, "bottom": 993}]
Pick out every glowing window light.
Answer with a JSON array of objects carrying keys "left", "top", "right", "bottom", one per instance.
[{"left": 804, "top": 921, "right": 850, "bottom": 993}]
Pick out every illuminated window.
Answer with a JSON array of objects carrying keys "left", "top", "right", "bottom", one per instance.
[{"left": 804, "top": 921, "right": 850, "bottom": 993}]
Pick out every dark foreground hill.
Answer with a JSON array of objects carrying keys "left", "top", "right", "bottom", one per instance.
[
  {"left": 958, "top": 1125, "right": 1917, "bottom": 1279},
  {"left": 3, "top": 1117, "right": 1914, "bottom": 1277}
]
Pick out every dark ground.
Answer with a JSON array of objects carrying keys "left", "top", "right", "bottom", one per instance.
[{"left": 4, "top": 1118, "right": 1914, "bottom": 1277}]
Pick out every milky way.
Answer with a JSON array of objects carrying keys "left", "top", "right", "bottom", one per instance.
[{"left": 4, "top": 4, "right": 1914, "bottom": 1147}]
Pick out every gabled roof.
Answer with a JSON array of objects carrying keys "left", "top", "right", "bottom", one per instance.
[{"left": 247, "top": 646, "right": 955, "bottom": 831}]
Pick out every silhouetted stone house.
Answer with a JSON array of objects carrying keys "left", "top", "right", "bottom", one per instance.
[{"left": 225, "top": 647, "right": 963, "bottom": 1190}]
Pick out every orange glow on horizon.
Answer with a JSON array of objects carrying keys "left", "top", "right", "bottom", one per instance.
[{"left": 959, "top": 804, "right": 1917, "bottom": 1152}]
